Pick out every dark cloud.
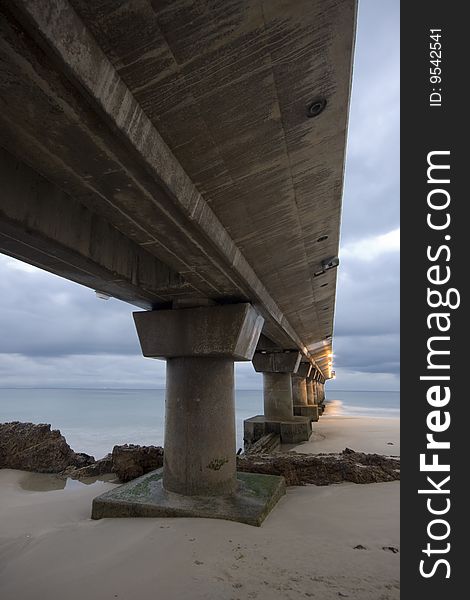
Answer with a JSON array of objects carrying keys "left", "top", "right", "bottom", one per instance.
[{"left": 0, "top": 258, "right": 140, "bottom": 357}]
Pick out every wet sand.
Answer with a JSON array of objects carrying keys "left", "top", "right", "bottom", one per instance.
[{"left": 0, "top": 415, "right": 399, "bottom": 600}]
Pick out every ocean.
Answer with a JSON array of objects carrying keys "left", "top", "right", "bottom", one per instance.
[{"left": 0, "top": 388, "right": 399, "bottom": 459}]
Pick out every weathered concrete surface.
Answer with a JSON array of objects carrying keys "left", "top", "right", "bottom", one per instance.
[
  {"left": 133, "top": 303, "right": 263, "bottom": 496},
  {"left": 0, "top": 0, "right": 356, "bottom": 375},
  {"left": 244, "top": 415, "right": 311, "bottom": 447},
  {"left": 134, "top": 304, "right": 263, "bottom": 360},
  {"left": 292, "top": 377, "right": 308, "bottom": 407},
  {"left": 248, "top": 350, "right": 314, "bottom": 439},
  {"left": 293, "top": 405, "right": 320, "bottom": 422},
  {"left": 164, "top": 356, "right": 237, "bottom": 496},
  {"left": 91, "top": 468, "right": 286, "bottom": 527},
  {"left": 252, "top": 351, "right": 302, "bottom": 375},
  {"left": 306, "top": 379, "right": 316, "bottom": 405},
  {"left": 262, "top": 372, "right": 295, "bottom": 421}
]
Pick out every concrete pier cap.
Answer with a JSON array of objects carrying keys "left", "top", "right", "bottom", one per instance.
[{"left": 92, "top": 303, "right": 286, "bottom": 526}]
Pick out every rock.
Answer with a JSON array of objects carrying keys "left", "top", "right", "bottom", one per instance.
[
  {"left": 112, "top": 444, "right": 164, "bottom": 482},
  {"left": 0, "top": 421, "right": 95, "bottom": 473},
  {"left": 73, "top": 452, "right": 96, "bottom": 469},
  {"left": 236, "top": 448, "right": 400, "bottom": 486},
  {"left": 68, "top": 453, "right": 114, "bottom": 479}
]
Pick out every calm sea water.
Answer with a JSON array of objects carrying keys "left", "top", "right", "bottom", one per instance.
[{"left": 0, "top": 388, "right": 399, "bottom": 459}]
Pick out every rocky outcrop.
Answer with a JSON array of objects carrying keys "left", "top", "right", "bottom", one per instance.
[
  {"left": 236, "top": 448, "right": 400, "bottom": 486},
  {"left": 0, "top": 423, "right": 400, "bottom": 487},
  {"left": 61, "top": 453, "right": 114, "bottom": 479},
  {"left": 0, "top": 422, "right": 94, "bottom": 473},
  {"left": 111, "top": 444, "right": 164, "bottom": 482}
]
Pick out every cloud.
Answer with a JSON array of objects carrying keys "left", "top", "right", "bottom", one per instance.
[
  {"left": 340, "top": 228, "right": 399, "bottom": 262},
  {"left": 340, "top": 0, "right": 400, "bottom": 245}
]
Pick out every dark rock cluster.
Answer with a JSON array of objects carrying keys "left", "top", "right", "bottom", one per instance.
[
  {"left": 0, "top": 422, "right": 94, "bottom": 473},
  {"left": 111, "top": 444, "right": 164, "bottom": 482},
  {"left": 0, "top": 422, "right": 399, "bottom": 486},
  {"left": 237, "top": 448, "right": 400, "bottom": 486},
  {"left": 0, "top": 422, "right": 163, "bottom": 482}
]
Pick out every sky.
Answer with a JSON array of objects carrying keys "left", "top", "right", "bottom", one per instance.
[{"left": 0, "top": 0, "right": 399, "bottom": 392}]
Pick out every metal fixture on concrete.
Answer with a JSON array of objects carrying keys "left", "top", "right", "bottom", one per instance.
[{"left": 306, "top": 98, "right": 327, "bottom": 118}]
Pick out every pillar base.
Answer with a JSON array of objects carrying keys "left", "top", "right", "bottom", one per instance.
[
  {"left": 293, "top": 405, "right": 319, "bottom": 422},
  {"left": 244, "top": 415, "right": 311, "bottom": 447},
  {"left": 91, "top": 468, "right": 286, "bottom": 527}
]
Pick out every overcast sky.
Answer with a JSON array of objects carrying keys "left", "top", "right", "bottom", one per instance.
[{"left": 0, "top": 0, "right": 399, "bottom": 392}]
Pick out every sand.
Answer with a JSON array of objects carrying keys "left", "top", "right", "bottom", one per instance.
[
  {"left": 291, "top": 414, "right": 400, "bottom": 455},
  {"left": 0, "top": 415, "right": 399, "bottom": 600}
]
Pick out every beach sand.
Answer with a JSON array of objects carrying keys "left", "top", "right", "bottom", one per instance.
[{"left": 0, "top": 415, "right": 399, "bottom": 599}]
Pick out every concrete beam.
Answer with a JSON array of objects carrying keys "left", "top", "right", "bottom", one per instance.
[{"left": 0, "top": 148, "right": 187, "bottom": 308}]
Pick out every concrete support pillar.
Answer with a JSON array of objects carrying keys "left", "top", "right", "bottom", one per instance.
[
  {"left": 263, "top": 371, "right": 294, "bottom": 421},
  {"left": 244, "top": 350, "right": 311, "bottom": 446},
  {"left": 164, "top": 356, "right": 235, "bottom": 495},
  {"left": 133, "top": 303, "right": 264, "bottom": 497},
  {"left": 92, "top": 303, "right": 288, "bottom": 526},
  {"left": 292, "top": 363, "right": 311, "bottom": 406},
  {"left": 291, "top": 363, "right": 319, "bottom": 422},
  {"left": 306, "top": 378, "right": 316, "bottom": 405},
  {"left": 292, "top": 376, "right": 308, "bottom": 406}
]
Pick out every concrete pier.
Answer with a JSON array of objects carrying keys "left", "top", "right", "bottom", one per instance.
[
  {"left": 306, "top": 378, "right": 316, "bottom": 406},
  {"left": 164, "top": 357, "right": 236, "bottom": 496},
  {"left": 292, "top": 364, "right": 310, "bottom": 406},
  {"left": 0, "top": 0, "right": 355, "bottom": 523},
  {"left": 92, "top": 303, "right": 287, "bottom": 525},
  {"left": 244, "top": 351, "right": 311, "bottom": 447},
  {"left": 293, "top": 364, "right": 320, "bottom": 422},
  {"left": 263, "top": 372, "right": 295, "bottom": 421}
]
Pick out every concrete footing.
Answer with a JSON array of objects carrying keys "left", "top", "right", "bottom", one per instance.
[
  {"left": 244, "top": 415, "right": 311, "bottom": 446},
  {"left": 293, "top": 404, "right": 319, "bottom": 421},
  {"left": 91, "top": 468, "right": 286, "bottom": 527}
]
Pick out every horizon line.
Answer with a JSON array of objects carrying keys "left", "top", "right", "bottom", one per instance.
[{"left": 0, "top": 387, "right": 400, "bottom": 393}]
